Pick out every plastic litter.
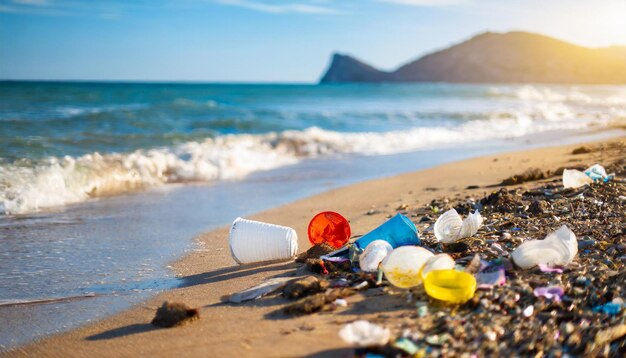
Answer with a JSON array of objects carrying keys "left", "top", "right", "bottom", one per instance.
[
  {"left": 434, "top": 209, "right": 483, "bottom": 243},
  {"left": 562, "top": 169, "right": 593, "bottom": 189},
  {"left": 381, "top": 246, "right": 434, "bottom": 288},
  {"left": 359, "top": 240, "right": 393, "bottom": 272},
  {"left": 423, "top": 269, "right": 477, "bottom": 304},
  {"left": 584, "top": 164, "right": 610, "bottom": 182},
  {"left": 537, "top": 264, "right": 564, "bottom": 273},
  {"left": 308, "top": 211, "right": 351, "bottom": 249},
  {"left": 475, "top": 268, "right": 506, "bottom": 289},
  {"left": 229, "top": 217, "right": 298, "bottom": 264},
  {"left": 393, "top": 338, "right": 419, "bottom": 355},
  {"left": 533, "top": 286, "right": 564, "bottom": 302},
  {"left": 339, "top": 320, "right": 391, "bottom": 347},
  {"left": 421, "top": 254, "right": 455, "bottom": 278},
  {"left": 511, "top": 225, "right": 578, "bottom": 269},
  {"left": 228, "top": 277, "right": 293, "bottom": 303},
  {"left": 563, "top": 164, "right": 613, "bottom": 188},
  {"left": 593, "top": 302, "right": 622, "bottom": 316},
  {"left": 354, "top": 213, "right": 420, "bottom": 251}
]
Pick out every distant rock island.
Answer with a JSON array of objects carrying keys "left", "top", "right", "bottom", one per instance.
[{"left": 320, "top": 31, "right": 626, "bottom": 84}]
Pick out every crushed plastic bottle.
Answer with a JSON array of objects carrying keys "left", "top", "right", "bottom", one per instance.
[
  {"left": 563, "top": 164, "right": 613, "bottom": 188},
  {"left": 562, "top": 169, "right": 593, "bottom": 189},
  {"left": 511, "top": 225, "right": 578, "bottom": 269}
]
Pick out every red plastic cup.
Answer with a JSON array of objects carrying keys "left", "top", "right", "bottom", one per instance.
[{"left": 307, "top": 211, "right": 351, "bottom": 249}]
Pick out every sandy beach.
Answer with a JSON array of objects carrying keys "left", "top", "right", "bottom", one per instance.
[{"left": 4, "top": 136, "right": 625, "bottom": 357}]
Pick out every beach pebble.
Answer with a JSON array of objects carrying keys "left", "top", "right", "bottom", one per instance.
[{"left": 523, "top": 305, "right": 534, "bottom": 317}]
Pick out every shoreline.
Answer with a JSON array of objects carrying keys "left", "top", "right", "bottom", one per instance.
[{"left": 4, "top": 136, "right": 625, "bottom": 357}]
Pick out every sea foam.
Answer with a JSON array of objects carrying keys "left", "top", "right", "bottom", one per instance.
[{"left": 0, "top": 101, "right": 614, "bottom": 216}]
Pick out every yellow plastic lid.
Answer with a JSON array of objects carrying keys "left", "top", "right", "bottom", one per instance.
[{"left": 423, "top": 269, "right": 477, "bottom": 304}]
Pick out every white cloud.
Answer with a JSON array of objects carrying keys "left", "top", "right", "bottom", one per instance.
[
  {"left": 379, "top": 0, "right": 463, "bottom": 6},
  {"left": 213, "top": 0, "right": 341, "bottom": 14}
]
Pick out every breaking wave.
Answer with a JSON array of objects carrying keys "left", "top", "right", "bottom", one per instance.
[{"left": 0, "top": 106, "right": 617, "bottom": 215}]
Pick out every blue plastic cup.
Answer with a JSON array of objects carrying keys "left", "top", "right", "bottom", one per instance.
[{"left": 354, "top": 213, "right": 420, "bottom": 251}]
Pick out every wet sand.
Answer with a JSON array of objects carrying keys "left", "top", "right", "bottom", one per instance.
[{"left": 4, "top": 136, "right": 625, "bottom": 357}]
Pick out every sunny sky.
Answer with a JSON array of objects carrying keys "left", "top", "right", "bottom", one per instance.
[{"left": 1, "top": 0, "right": 625, "bottom": 82}]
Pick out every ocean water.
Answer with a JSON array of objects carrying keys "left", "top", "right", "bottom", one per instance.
[
  {"left": 0, "top": 82, "right": 625, "bottom": 349},
  {"left": 2, "top": 82, "right": 625, "bottom": 215}
]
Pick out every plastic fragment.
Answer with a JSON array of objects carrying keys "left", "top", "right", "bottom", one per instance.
[
  {"left": 359, "top": 240, "right": 393, "bottom": 272},
  {"left": 511, "top": 225, "right": 578, "bottom": 269},
  {"left": 563, "top": 164, "right": 613, "bottom": 188},
  {"left": 228, "top": 277, "right": 293, "bottom": 303},
  {"left": 339, "top": 320, "right": 391, "bottom": 347},
  {"left": 593, "top": 302, "right": 622, "bottom": 316},
  {"left": 533, "top": 286, "right": 564, "bottom": 302},
  {"left": 421, "top": 254, "right": 455, "bottom": 277},
  {"left": 562, "top": 169, "right": 593, "bottom": 189},
  {"left": 423, "top": 269, "right": 477, "bottom": 304},
  {"left": 584, "top": 164, "right": 609, "bottom": 182},
  {"left": 475, "top": 268, "right": 506, "bottom": 289},
  {"left": 537, "top": 264, "right": 564, "bottom": 273},
  {"left": 393, "top": 338, "right": 419, "bottom": 355}
]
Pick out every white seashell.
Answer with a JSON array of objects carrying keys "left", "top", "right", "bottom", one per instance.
[
  {"left": 563, "top": 169, "right": 592, "bottom": 189},
  {"left": 434, "top": 209, "right": 463, "bottom": 243},
  {"left": 421, "top": 254, "right": 455, "bottom": 277},
  {"left": 381, "top": 246, "right": 434, "bottom": 288},
  {"left": 434, "top": 209, "right": 483, "bottom": 243},
  {"left": 339, "top": 320, "right": 390, "bottom": 347},
  {"left": 459, "top": 211, "right": 483, "bottom": 238},
  {"left": 511, "top": 225, "right": 578, "bottom": 269},
  {"left": 359, "top": 240, "right": 393, "bottom": 272}
]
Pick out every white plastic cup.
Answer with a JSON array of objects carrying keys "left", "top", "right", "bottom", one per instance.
[{"left": 229, "top": 217, "right": 298, "bottom": 264}]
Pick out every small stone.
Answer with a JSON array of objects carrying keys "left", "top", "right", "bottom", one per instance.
[
  {"left": 523, "top": 305, "right": 534, "bottom": 317},
  {"left": 578, "top": 238, "right": 596, "bottom": 249}
]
